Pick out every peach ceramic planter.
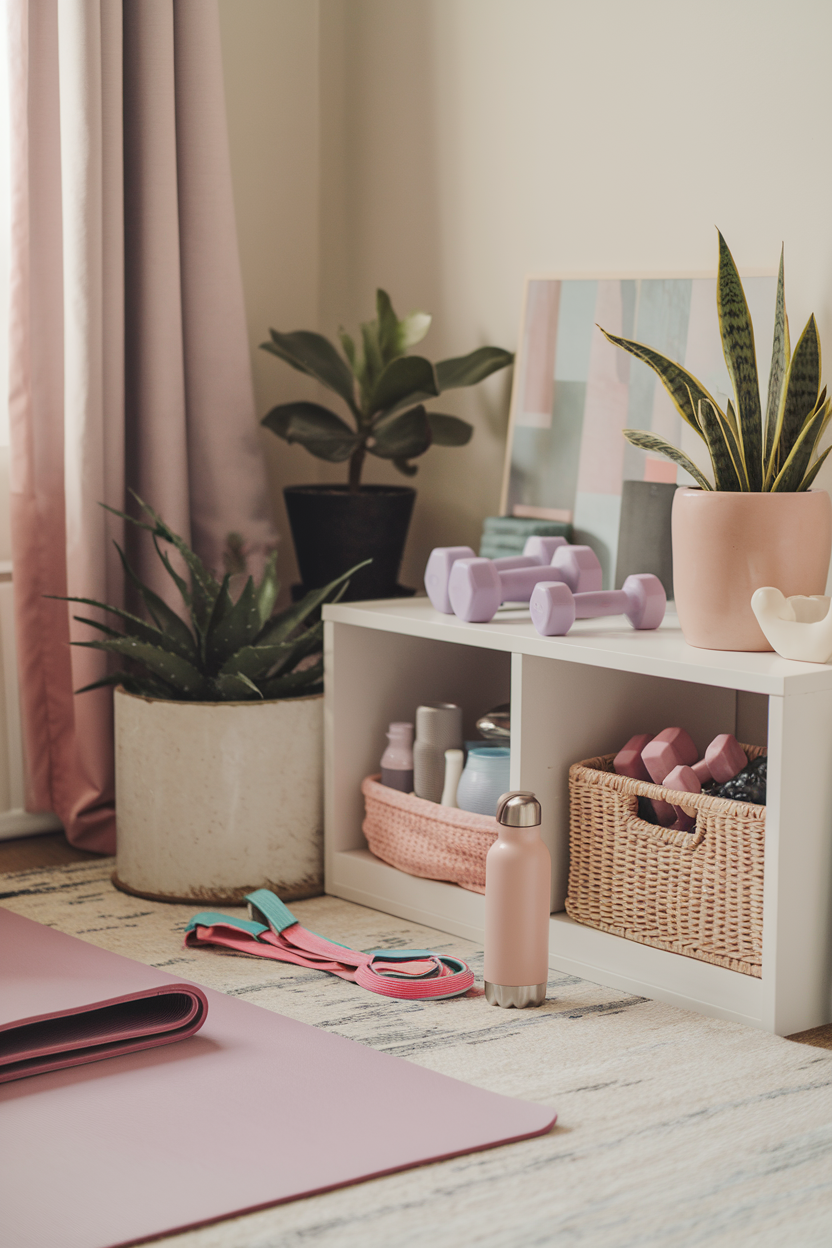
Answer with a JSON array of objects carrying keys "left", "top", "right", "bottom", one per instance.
[{"left": 671, "top": 487, "right": 832, "bottom": 651}]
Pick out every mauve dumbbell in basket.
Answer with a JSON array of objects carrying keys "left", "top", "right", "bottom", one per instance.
[
  {"left": 613, "top": 733, "right": 675, "bottom": 826},
  {"left": 448, "top": 546, "right": 602, "bottom": 624},
  {"left": 690, "top": 734, "right": 748, "bottom": 785},
  {"left": 646, "top": 731, "right": 748, "bottom": 831},
  {"left": 529, "top": 574, "right": 666, "bottom": 637},
  {"left": 424, "top": 536, "right": 568, "bottom": 614},
  {"left": 663, "top": 735, "right": 751, "bottom": 823},
  {"left": 643, "top": 729, "right": 746, "bottom": 788},
  {"left": 640, "top": 727, "right": 699, "bottom": 829},
  {"left": 641, "top": 727, "right": 698, "bottom": 785},
  {"left": 661, "top": 765, "right": 701, "bottom": 831}
]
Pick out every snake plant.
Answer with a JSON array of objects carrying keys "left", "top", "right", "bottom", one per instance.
[
  {"left": 600, "top": 232, "right": 830, "bottom": 491},
  {"left": 260, "top": 289, "right": 514, "bottom": 492},
  {"left": 57, "top": 497, "right": 366, "bottom": 702}
]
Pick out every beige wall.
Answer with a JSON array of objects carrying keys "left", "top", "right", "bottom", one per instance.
[
  {"left": 220, "top": 0, "right": 832, "bottom": 591},
  {"left": 217, "top": 0, "right": 321, "bottom": 592}
]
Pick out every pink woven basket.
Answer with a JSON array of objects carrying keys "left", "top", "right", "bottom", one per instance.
[{"left": 361, "top": 775, "right": 498, "bottom": 893}]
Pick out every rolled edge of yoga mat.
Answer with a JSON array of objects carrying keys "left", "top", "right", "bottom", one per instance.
[{"left": 0, "top": 908, "right": 208, "bottom": 1083}]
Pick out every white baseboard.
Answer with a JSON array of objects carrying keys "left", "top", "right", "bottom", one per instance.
[{"left": 0, "top": 809, "right": 63, "bottom": 841}]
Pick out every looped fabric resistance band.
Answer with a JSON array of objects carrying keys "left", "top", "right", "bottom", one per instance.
[{"left": 185, "top": 889, "right": 475, "bottom": 1000}]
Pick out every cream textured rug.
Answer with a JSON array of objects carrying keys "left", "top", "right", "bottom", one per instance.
[{"left": 3, "top": 860, "right": 832, "bottom": 1247}]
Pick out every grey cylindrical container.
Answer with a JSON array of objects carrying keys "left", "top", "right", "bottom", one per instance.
[
  {"left": 484, "top": 791, "right": 551, "bottom": 1008},
  {"left": 413, "top": 703, "right": 463, "bottom": 803}
]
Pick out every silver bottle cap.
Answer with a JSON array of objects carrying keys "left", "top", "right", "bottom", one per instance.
[{"left": 496, "top": 791, "right": 541, "bottom": 827}]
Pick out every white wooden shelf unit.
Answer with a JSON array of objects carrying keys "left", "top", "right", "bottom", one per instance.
[{"left": 323, "top": 596, "right": 832, "bottom": 1036}]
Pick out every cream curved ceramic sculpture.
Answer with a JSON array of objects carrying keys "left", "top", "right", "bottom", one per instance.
[{"left": 751, "top": 587, "right": 832, "bottom": 663}]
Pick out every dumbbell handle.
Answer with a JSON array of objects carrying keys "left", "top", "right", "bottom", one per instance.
[
  {"left": 489, "top": 537, "right": 568, "bottom": 573},
  {"left": 571, "top": 589, "right": 629, "bottom": 619},
  {"left": 497, "top": 564, "right": 569, "bottom": 602},
  {"left": 448, "top": 561, "right": 570, "bottom": 623},
  {"left": 497, "top": 547, "right": 600, "bottom": 601},
  {"left": 492, "top": 555, "right": 543, "bottom": 572}
]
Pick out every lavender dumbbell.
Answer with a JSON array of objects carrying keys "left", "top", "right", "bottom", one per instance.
[
  {"left": 521, "top": 535, "right": 570, "bottom": 564},
  {"left": 424, "top": 536, "right": 567, "bottom": 614},
  {"left": 529, "top": 574, "right": 666, "bottom": 637},
  {"left": 448, "top": 546, "right": 603, "bottom": 624}
]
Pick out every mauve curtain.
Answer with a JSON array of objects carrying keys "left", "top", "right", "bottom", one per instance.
[{"left": 7, "top": 0, "right": 276, "bottom": 853}]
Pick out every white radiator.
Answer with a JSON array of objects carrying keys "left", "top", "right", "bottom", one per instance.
[{"left": 0, "top": 563, "right": 63, "bottom": 840}]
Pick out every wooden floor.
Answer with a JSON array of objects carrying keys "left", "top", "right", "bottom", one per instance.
[
  {"left": 3, "top": 831, "right": 831, "bottom": 1051},
  {"left": 0, "top": 830, "right": 100, "bottom": 873}
]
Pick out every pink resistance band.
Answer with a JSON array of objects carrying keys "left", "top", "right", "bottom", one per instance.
[{"left": 185, "top": 890, "right": 476, "bottom": 1001}]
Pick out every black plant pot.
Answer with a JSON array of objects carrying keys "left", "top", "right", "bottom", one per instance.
[{"left": 284, "top": 484, "right": 416, "bottom": 601}]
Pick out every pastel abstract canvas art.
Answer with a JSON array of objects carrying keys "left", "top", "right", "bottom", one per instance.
[{"left": 501, "top": 275, "right": 776, "bottom": 589}]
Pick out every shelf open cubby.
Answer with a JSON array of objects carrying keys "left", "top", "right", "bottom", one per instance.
[{"left": 323, "top": 597, "right": 832, "bottom": 1035}]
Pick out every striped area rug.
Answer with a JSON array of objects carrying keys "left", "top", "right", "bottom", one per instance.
[{"left": 3, "top": 861, "right": 832, "bottom": 1247}]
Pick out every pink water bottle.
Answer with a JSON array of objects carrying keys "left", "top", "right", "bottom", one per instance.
[{"left": 484, "top": 791, "right": 551, "bottom": 1008}]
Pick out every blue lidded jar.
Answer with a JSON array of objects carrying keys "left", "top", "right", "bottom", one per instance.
[{"left": 456, "top": 747, "right": 511, "bottom": 817}]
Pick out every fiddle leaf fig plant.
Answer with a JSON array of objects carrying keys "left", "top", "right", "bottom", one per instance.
[
  {"left": 54, "top": 496, "right": 368, "bottom": 702},
  {"left": 599, "top": 232, "right": 831, "bottom": 492},
  {"left": 260, "top": 289, "right": 514, "bottom": 491}
]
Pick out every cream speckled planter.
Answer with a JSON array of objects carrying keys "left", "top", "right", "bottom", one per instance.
[{"left": 113, "top": 687, "right": 323, "bottom": 904}]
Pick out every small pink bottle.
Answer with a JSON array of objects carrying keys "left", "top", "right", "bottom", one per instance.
[
  {"left": 484, "top": 791, "right": 550, "bottom": 1008},
  {"left": 380, "top": 722, "right": 414, "bottom": 792}
]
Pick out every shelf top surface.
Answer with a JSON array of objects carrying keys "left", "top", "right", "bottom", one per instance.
[{"left": 324, "top": 596, "right": 832, "bottom": 696}]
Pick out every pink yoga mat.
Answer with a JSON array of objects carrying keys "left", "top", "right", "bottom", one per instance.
[
  {"left": 0, "top": 909, "right": 556, "bottom": 1248},
  {"left": 0, "top": 909, "right": 207, "bottom": 1083}
]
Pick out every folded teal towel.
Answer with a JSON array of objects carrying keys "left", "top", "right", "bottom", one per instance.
[{"left": 479, "top": 515, "right": 572, "bottom": 558}]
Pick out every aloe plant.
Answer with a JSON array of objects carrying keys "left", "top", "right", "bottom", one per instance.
[
  {"left": 260, "top": 289, "right": 514, "bottom": 492},
  {"left": 56, "top": 498, "right": 366, "bottom": 702},
  {"left": 599, "top": 232, "right": 831, "bottom": 491}
]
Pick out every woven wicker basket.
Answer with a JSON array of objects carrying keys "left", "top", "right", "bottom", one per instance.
[
  {"left": 361, "top": 775, "right": 497, "bottom": 893},
  {"left": 566, "top": 746, "right": 766, "bottom": 976}
]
